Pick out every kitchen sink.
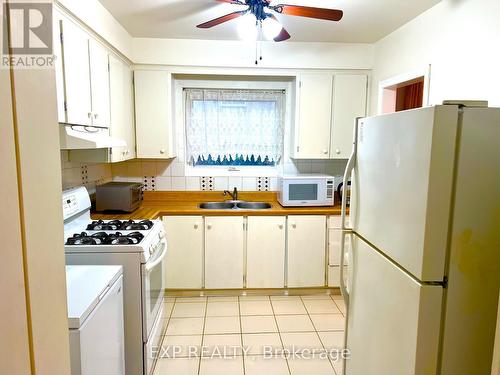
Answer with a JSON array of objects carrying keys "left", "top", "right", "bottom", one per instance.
[
  {"left": 198, "top": 201, "right": 272, "bottom": 210},
  {"left": 236, "top": 202, "right": 272, "bottom": 210},
  {"left": 199, "top": 202, "right": 235, "bottom": 210}
]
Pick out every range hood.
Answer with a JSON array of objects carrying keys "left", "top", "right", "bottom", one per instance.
[{"left": 59, "top": 123, "right": 126, "bottom": 150}]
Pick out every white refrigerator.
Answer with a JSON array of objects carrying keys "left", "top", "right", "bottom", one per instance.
[{"left": 339, "top": 103, "right": 500, "bottom": 375}]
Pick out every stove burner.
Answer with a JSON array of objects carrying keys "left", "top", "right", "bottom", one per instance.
[
  {"left": 108, "top": 232, "right": 144, "bottom": 245},
  {"left": 122, "top": 220, "right": 154, "bottom": 230},
  {"left": 66, "top": 231, "right": 145, "bottom": 246},
  {"left": 90, "top": 232, "right": 108, "bottom": 245},
  {"left": 66, "top": 232, "right": 98, "bottom": 245},
  {"left": 86, "top": 219, "right": 154, "bottom": 231}
]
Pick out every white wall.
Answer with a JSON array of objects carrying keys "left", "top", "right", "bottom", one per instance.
[
  {"left": 371, "top": 0, "right": 500, "bottom": 114},
  {"left": 56, "top": 0, "right": 133, "bottom": 59},
  {"left": 133, "top": 38, "right": 374, "bottom": 70}
]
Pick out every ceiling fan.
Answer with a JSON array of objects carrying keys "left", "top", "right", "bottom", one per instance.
[{"left": 197, "top": 0, "right": 344, "bottom": 42}]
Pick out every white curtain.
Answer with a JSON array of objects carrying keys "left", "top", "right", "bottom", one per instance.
[{"left": 185, "top": 89, "right": 285, "bottom": 166}]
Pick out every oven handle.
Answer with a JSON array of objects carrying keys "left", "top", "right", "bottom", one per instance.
[{"left": 145, "top": 241, "right": 167, "bottom": 272}]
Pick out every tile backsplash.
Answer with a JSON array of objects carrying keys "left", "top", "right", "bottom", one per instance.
[
  {"left": 109, "top": 158, "right": 347, "bottom": 192},
  {"left": 60, "top": 150, "right": 347, "bottom": 193},
  {"left": 60, "top": 151, "right": 112, "bottom": 193}
]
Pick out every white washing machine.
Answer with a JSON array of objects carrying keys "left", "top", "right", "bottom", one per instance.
[{"left": 66, "top": 265, "right": 125, "bottom": 375}]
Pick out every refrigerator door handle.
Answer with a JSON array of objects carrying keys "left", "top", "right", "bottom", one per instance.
[{"left": 339, "top": 117, "right": 359, "bottom": 308}]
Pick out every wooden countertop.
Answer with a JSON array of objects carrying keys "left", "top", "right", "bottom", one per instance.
[{"left": 91, "top": 191, "right": 342, "bottom": 220}]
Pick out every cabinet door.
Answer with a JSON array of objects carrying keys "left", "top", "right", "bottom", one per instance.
[
  {"left": 109, "top": 55, "right": 135, "bottom": 162},
  {"left": 247, "top": 216, "right": 286, "bottom": 288},
  {"left": 88, "top": 40, "right": 110, "bottom": 127},
  {"left": 134, "top": 70, "right": 174, "bottom": 159},
  {"left": 287, "top": 215, "right": 327, "bottom": 287},
  {"left": 295, "top": 74, "right": 333, "bottom": 159},
  {"left": 53, "top": 12, "right": 66, "bottom": 122},
  {"left": 163, "top": 216, "right": 203, "bottom": 289},
  {"left": 60, "top": 19, "right": 92, "bottom": 126},
  {"left": 330, "top": 74, "right": 367, "bottom": 159},
  {"left": 205, "top": 217, "right": 244, "bottom": 289}
]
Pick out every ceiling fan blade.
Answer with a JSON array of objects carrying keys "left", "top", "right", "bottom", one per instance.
[
  {"left": 267, "top": 14, "right": 291, "bottom": 42},
  {"left": 274, "top": 27, "right": 291, "bottom": 42},
  {"left": 272, "top": 5, "right": 343, "bottom": 21},
  {"left": 197, "top": 11, "right": 246, "bottom": 28}
]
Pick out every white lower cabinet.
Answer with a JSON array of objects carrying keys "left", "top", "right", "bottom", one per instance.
[
  {"left": 162, "top": 214, "right": 337, "bottom": 290},
  {"left": 205, "top": 217, "right": 245, "bottom": 289},
  {"left": 246, "top": 216, "right": 286, "bottom": 288},
  {"left": 287, "top": 215, "right": 327, "bottom": 287},
  {"left": 163, "top": 216, "right": 203, "bottom": 289}
]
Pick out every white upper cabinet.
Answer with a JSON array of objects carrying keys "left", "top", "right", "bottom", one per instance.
[
  {"left": 109, "top": 54, "right": 135, "bottom": 162},
  {"left": 58, "top": 19, "right": 111, "bottom": 128},
  {"left": 293, "top": 73, "right": 334, "bottom": 159},
  {"left": 59, "top": 19, "right": 92, "bottom": 126},
  {"left": 134, "top": 70, "right": 174, "bottom": 159},
  {"left": 88, "top": 40, "right": 110, "bottom": 127},
  {"left": 291, "top": 72, "right": 368, "bottom": 160},
  {"left": 330, "top": 74, "right": 368, "bottom": 159}
]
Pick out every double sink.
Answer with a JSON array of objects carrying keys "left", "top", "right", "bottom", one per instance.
[{"left": 199, "top": 201, "right": 272, "bottom": 210}]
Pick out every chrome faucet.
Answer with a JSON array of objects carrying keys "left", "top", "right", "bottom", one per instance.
[{"left": 223, "top": 187, "right": 238, "bottom": 201}]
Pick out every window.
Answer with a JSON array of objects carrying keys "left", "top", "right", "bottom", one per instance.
[{"left": 184, "top": 89, "right": 285, "bottom": 168}]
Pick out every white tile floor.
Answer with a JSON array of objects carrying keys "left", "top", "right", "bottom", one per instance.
[{"left": 154, "top": 294, "right": 346, "bottom": 375}]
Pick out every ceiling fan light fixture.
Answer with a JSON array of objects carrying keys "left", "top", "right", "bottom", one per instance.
[
  {"left": 237, "top": 13, "right": 258, "bottom": 41},
  {"left": 262, "top": 16, "right": 282, "bottom": 40}
]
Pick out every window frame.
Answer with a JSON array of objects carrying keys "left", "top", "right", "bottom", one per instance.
[{"left": 174, "top": 78, "right": 293, "bottom": 177}]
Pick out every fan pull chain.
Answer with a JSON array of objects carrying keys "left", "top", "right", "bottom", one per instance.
[
  {"left": 254, "top": 30, "right": 263, "bottom": 66},
  {"left": 255, "top": 39, "right": 258, "bottom": 65}
]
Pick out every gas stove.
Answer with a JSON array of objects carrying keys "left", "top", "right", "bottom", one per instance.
[
  {"left": 62, "top": 186, "right": 168, "bottom": 375},
  {"left": 62, "top": 187, "right": 166, "bottom": 261}
]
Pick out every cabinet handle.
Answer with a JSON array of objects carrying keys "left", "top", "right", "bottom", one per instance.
[
  {"left": 194, "top": 224, "right": 199, "bottom": 229},
  {"left": 335, "top": 149, "right": 341, "bottom": 155},
  {"left": 160, "top": 149, "right": 166, "bottom": 154},
  {"left": 290, "top": 222, "right": 296, "bottom": 228},
  {"left": 93, "top": 113, "right": 98, "bottom": 119},
  {"left": 207, "top": 224, "right": 212, "bottom": 230},
  {"left": 278, "top": 224, "right": 284, "bottom": 230},
  {"left": 322, "top": 149, "right": 329, "bottom": 155},
  {"left": 87, "top": 112, "right": 92, "bottom": 119}
]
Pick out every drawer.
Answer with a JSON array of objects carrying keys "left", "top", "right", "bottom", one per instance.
[
  {"left": 329, "top": 216, "right": 341, "bottom": 229},
  {"left": 328, "top": 229, "right": 341, "bottom": 265},
  {"left": 328, "top": 265, "right": 348, "bottom": 288},
  {"left": 328, "top": 215, "right": 349, "bottom": 229},
  {"left": 328, "top": 229, "right": 351, "bottom": 266}
]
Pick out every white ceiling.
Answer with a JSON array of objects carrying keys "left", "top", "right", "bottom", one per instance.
[{"left": 98, "top": 0, "right": 440, "bottom": 43}]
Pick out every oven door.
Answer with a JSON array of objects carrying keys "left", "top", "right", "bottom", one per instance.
[{"left": 141, "top": 238, "right": 167, "bottom": 341}]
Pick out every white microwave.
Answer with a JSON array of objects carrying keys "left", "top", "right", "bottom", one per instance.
[{"left": 278, "top": 174, "right": 335, "bottom": 207}]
